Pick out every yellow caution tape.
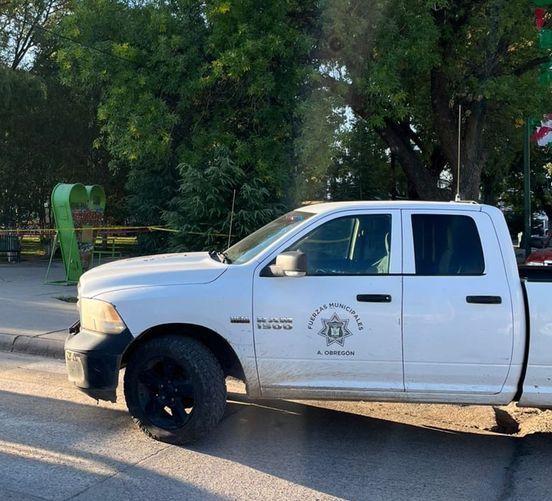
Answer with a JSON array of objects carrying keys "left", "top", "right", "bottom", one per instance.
[
  {"left": 0, "top": 226, "right": 231, "bottom": 238},
  {"left": 0, "top": 225, "right": 162, "bottom": 235}
]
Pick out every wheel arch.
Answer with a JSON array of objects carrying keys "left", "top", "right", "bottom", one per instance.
[{"left": 122, "top": 323, "right": 245, "bottom": 381}]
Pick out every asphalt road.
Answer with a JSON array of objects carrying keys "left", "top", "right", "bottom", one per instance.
[{"left": 0, "top": 352, "right": 551, "bottom": 501}]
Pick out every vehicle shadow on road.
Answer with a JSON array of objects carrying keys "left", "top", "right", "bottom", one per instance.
[
  {"left": 0, "top": 389, "right": 226, "bottom": 500},
  {"left": 192, "top": 394, "right": 552, "bottom": 500},
  {"left": 1, "top": 387, "right": 551, "bottom": 500}
]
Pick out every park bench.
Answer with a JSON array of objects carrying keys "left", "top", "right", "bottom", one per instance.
[
  {"left": 92, "top": 229, "right": 139, "bottom": 265},
  {"left": 0, "top": 234, "right": 21, "bottom": 263}
]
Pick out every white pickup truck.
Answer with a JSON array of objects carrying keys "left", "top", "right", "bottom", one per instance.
[{"left": 65, "top": 201, "right": 552, "bottom": 444}]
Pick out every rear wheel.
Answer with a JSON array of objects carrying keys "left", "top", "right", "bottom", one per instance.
[{"left": 124, "top": 335, "right": 226, "bottom": 444}]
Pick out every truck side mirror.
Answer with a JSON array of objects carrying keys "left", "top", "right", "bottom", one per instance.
[{"left": 262, "top": 251, "right": 307, "bottom": 277}]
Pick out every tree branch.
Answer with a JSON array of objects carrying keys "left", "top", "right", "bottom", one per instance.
[
  {"left": 320, "top": 73, "right": 445, "bottom": 199},
  {"left": 377, "top": 118, "right": 446, "bottom": 200},
  {"left": 396, "top": 120, "right": 426, "bottom": 154},
  {"left": 431, "top": 1, "right": 488, "bottom": 34},
  {"left": 513, "top": 56, "right": 551, "bottom": 76},
  {"left": 319, "top": 73, "right": 368, "bottom": 118},
  {"left": 430, "top": 146, "right": 448, "bottom": 178}
]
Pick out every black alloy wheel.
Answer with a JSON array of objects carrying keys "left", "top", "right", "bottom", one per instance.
[
  {"left": 124, "top": 335, "right": 227, "bottom": 444},
  {"left": 137, "top": 356, "right": 195, "bottom": 430}
]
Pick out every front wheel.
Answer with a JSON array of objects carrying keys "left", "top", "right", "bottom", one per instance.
[{"left": 124, "top": 335, "right": 227, "bottom": 444}]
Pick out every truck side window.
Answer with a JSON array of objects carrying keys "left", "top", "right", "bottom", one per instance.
[
  {"left": 287, "top": 214, "right": 391, "bottom": 275},
  {"left": 412, "top": 214, "right": 485, "bottom": 275}
]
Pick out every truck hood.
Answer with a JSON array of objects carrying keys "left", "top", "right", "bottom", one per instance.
[{"left": 79, "top": 252, "right": 228, "bottom": 298}]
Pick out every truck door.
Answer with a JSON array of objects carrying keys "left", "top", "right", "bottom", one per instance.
[
  {"left": 401, "top": 210, "right": 514, "bottom": 395},
  {"left": 253, "top": 210, "right": 403, "bottom": 395}
]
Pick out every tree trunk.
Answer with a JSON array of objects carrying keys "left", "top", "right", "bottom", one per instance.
[
  {"left": 341, "top": 68, "right": 490, "bottom": 202},
  {"left": 461, "top": 100, "right": 487, "bottom": 200},
  {"left": 431, "top": 70, "right": 487, "bottom": 201},
  {"left": 377, "top": 119, "right": 445, "bottom": 200}
]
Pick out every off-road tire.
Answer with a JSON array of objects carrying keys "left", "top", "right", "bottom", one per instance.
[{"left": 124, "top": 335, "right": 227, "bottom": 444}]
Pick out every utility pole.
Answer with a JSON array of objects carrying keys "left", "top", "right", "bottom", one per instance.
[
  {"left": 524, "top": 0, "right": 552, "bottom": 256},
  {"left": 455, "top": 104, "right": 462, "bottom": 202},
  {"left": 523, "top": 118, "right": 532, "bottom": 259}
]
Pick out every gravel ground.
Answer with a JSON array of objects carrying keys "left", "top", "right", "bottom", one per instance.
[
  {"left": 225, "top": 380, "right": 552, "bottom": 438},
  {"left": 292, "top": 400, "right": 552, "bottom": 437}
]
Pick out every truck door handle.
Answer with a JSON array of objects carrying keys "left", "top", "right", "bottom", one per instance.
[
  {"left": 357, "top": 294, "right": 392, "bottom": 303},
  {"left": 466, "top": 295, "right": 502, "bottom": 304}
]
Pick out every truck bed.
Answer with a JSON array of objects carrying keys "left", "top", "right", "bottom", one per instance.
[
  {"left": 517, "top": 265, "right": 552, "bottom": 408},
  {"left": 519, "top": 265, "right": 552, "bottom": 281}
]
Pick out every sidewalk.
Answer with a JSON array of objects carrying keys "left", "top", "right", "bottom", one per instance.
[{"left": 0, "top": 260, "right": 78, "bottom": 359}]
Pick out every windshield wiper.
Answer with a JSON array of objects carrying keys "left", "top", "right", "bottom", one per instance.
[{"left": 208, "top": 250, "right": 232, "bottom": 264}]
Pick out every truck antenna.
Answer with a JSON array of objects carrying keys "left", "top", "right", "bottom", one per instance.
[
  {"left": 227, "top": 189, "right": 236, "bottom": 249},
  {"left": 455, "top": 103, "right": 462, "bottom": 202}
]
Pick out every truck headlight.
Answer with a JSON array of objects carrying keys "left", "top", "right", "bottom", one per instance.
[{"left": 79, "top": 298, "right": 127, "bottom": 334}]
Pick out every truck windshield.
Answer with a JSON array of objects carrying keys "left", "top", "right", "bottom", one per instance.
[{"left": 225, "top": 211, "right": 314, "bottom": 264}]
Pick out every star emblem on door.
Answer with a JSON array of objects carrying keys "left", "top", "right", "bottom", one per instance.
[{"left": 318, "top": 313, "right": 353, "bottom": 346}]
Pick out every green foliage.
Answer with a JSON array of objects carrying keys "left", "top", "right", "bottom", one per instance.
[
  {"left": 0, "top": 0, "right": 70, "bottom": 69},
  {"left": 314, "top": 0, "right": 552, "bottom": 200},
  {"left": 56, "top": 0, "right": 317, "bottom": 251},
  {"left": 0, "top": 0, "right": 121, "bottom": 229},
  {"left": 328, "top": 121, "right": 407, "bottom": 201},
  {"left": 295, "top": 90, "right": 407, "bottom": 202},
  {"left": 3, "top": 0, "right": 552, "bottom": 247},
  {"left": 167, "top": 146, "right": 280, "bottom": 251},
  {"left": 294, "top": 88, "right": 348, "bottom": 201},
  {"left": 186, "top": 0, "right": 317, "bottom": 204},
  {"left": 0, "top": 65, "right": 120, "bottom": 227},
  {"left": 55, "top": 0, "right": 209, "bottom": 248}
]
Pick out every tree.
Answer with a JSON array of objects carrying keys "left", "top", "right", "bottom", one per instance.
[
  {"left": 314, "top": 0, "right": 552, "bottom": 200},
  {"left": 0, "top": 65, "right": 123, "bottom": 227},
  {"left": 167, "top": 0, "right": 318, "bottom": 247},
  {"left": 168, "top": 146, "right": 277, "bottom": 250},
  {"left": 327, "top": 121, "right": 407, "bottom": 201},
  {"left": 57, "top": 0, "right": 318, "bottom": 250},
  {"left": 0, "top": 1, "right": 124, "bottom": 228},
  {"left": 0, "top": 0, "right": 69, "bottom": 69},
  {"left": 294, "top": 88, "right": 407, "bottom": 202},
  {"left": 56, "top": 0, "right": 207, "bottom": 248}
]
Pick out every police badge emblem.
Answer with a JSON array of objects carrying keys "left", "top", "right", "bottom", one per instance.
[{"left": 317, "top": 312, "right": 353, "bottom": 346}]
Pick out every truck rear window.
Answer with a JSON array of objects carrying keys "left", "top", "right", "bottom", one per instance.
[{"left": 412, "top": 214, "right": 485, "bottom": 275}]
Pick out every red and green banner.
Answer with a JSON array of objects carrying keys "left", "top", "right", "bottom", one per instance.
[
  {"left": 535, "top": 2, "right": 552, "bottom": 49},
  {"left": 531, "top": 114, "right": 552, "bottom": 146},
  {"left": 533, "top": 2, "right": 552, "bottom": 146}
]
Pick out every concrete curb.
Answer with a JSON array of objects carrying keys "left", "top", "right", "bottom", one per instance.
[{"left": 0, "top": 333, "right": 64, "bottom": 360}]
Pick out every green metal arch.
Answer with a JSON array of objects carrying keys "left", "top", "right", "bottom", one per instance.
[{"left": 51, "top": 183, "right": 106, "bottom": 283}]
